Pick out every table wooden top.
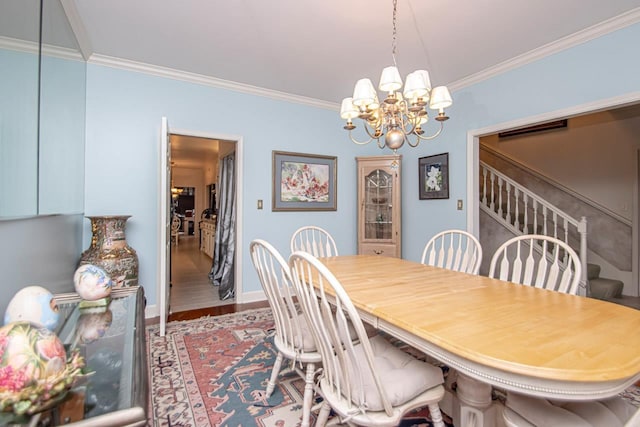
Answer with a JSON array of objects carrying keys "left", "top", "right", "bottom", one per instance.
[{"left": 318, "top": 255, "right": 640, "bottom": 383}]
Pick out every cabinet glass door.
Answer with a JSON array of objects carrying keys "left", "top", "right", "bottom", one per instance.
[{"left": 364, "top": 169, "right": 393, "bottom": 240}]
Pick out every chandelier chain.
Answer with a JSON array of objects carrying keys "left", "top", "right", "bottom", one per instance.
[
  {"left": 392, "top": 0, "right": 398, "bottom": 67},
  {"left": 339, "top": 0, "right": 452, "bottom": 151}
]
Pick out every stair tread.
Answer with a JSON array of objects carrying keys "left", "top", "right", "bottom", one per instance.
[
  {"left": 590, "top": 277, "right": 624, "bottom": 300},
  {"left": 587, "top": 263, "right": 601, "bottom": 280},
  {"left": 590, "top": 277, "right": 624, "bottom": 285}
]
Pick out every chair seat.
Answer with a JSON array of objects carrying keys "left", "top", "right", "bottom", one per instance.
[
  {"left": 293, "top": 313, "right": 318, "bottom": 352},
  {"left": 277, "top": 313, "right": 360, "bottom": 358},
  {"left": 505, "top": 392, "right": 637, "bottom": 427},
  {"left": 349, "top": 335, "right": 444, "bottom": 411}
]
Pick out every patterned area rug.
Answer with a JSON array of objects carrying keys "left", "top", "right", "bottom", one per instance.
[{"left": 146, "top": 308, "right": 453, "bottom": 427}]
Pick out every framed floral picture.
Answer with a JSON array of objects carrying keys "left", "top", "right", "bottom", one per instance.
[
  {"left": 419, "top": 152, "right": 449, "bottom": 200},
  {"left": 272, "top": 151, "right": 337, "bottom": 211}
]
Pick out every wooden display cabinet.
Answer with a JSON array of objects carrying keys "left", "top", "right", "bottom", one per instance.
[{"left": 356, "top": 155, "right": 401, "bottom": 258}]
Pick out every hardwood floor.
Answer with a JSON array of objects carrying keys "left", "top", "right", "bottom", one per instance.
[
  {"left": 169, "top": 233, "right": 243, "bottom": 319},
  {"left": 144, "top": 233, "right": 269, "bottom": 324},
  {"left": 168, "top": 300, "right": 270, "bottom": 322}
]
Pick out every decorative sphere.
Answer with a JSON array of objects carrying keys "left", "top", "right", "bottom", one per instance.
[
  {"left": 385, "top": 128, "right": 405, "bottom": 150},
  {"left": 73, "top": 264, "right": 113, "bottom": 301},
  {"left": 4, "top": 286, "right": 60, "bottom": 331},
  {"left": 0, "top": 322, "right": 67, "bottom": 392},
  {"left": 76, "top": 310, "right": 113, "bottom": 344}
]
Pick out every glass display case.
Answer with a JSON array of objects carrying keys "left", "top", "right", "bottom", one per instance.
[
  {"left": 4, "top": 286, "right": 148, "bottom": 427},
  {"left": 357, "top": 155, "right": 402, "bottom": 257}
]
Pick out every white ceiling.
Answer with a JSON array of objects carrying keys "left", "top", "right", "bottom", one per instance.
[
  {"left": 57, "top": 1, "right": 640, "bottom": 169},
  {"left": 69, "top": 0, "right": 640, "bottom": 105}
]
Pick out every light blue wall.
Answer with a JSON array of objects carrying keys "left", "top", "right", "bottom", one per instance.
[
  {"left": 83, "top": 22, "right": 640, "bottom": 310},
  {"left": 84, "top": 65, "right": 370, "bottom": 308},
  {"left": 400, "top": 22, "right": 640, "bottom": 265}
]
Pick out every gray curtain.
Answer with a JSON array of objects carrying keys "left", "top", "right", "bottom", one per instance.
[{"left": 209, "top": 153, "right": 236, "bottom": 300}]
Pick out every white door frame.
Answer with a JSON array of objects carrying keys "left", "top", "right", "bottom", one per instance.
[
  {"left": 156, "top": 127, "right": 244, "bottom": 319},
  {"left": 466, "top": 92, "right": 640, "bottom": 295}
]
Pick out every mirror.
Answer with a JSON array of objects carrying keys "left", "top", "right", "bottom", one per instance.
[
  {"left": 0, "top": 0, "right": 86, "bottom": 218},
  {"left": 0, "top": 0, "right": 40, "bottom": 217},
  {"left": 39, "top": 0, "right": 86, "bottom": 215}
]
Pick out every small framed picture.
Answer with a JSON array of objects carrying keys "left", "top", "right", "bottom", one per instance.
[
  {"left": 272, "top": 151, "right": 337, "bottom": 211},
  {"left": 419, "top": 153, "right": 449, "bottom": 200}
]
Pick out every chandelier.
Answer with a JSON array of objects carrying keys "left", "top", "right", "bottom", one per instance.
[{"left": 339, "top": 0, "right": 453, "bottom": 151}]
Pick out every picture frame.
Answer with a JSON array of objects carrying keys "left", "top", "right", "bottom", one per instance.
[
  {"left": 419, "top": 152, "right": 449, "bottom": 200},
  {"left": 272, "top": 151, "right": 337, "bottom": 211}
]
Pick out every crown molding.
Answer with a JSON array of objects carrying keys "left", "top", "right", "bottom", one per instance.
[
  {"left": 449, "top": 8, "right": 640, "bottom": 92},
  {"left": 41, "top": 43, "right": 85, "bottom": 62},
  {"left": 0, "top": 36, "right": 83, "bottom": 61},
  {"left": 88, "top": 54, "right": 340, "bottom": 111},
  {"left": 0, "top": 36, "right": 39, "bottom": 55},
  {"left": 61, "top": 0, "right": 93, "bottom": 61}
]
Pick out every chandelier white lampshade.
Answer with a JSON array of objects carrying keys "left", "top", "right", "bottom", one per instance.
[
  {"left": 340, "top": 0, "right": 452, "bottom": 151},
  {"left": 403, "top": 70, "right": 431, "bottom": 100},
  {"left": 429, "top": 86, "right": 453, "bottom": 111},
  {"left": 379, "top": 66, "right": 403, "bottom": 92}
]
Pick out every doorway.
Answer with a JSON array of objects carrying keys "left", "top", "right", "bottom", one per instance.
[
  {"left": 467, "top": 96, "right": 640, "bottom": 300},
  {"left": 168, "top": 131, "right": 240, "bottom": 313}
]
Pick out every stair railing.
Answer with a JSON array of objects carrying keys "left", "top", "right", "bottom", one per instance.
[{"left": 480, "top": 161, "right": 588, "bottom": 296}]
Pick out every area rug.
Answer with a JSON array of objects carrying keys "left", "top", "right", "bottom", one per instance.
[{"left": 146, "top": 308, "right": 454, "bottom": 427}]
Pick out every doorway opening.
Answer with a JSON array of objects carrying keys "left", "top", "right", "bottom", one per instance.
[
  {"left": 169, "top": 132, "right": 239, "bottom": 313},
  {"left": 467, "top": 95, "right": 640, "bottom": 303}
]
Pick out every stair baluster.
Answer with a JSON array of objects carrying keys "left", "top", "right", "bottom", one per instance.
[{"left": 479, "top": 161, "right": 589, "bottom": 296}]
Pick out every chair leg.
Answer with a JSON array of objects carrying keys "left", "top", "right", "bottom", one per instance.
[
  {"left": 428, "top": 403, "right": 446, "bottom": 427},
  {"left": 316, "top": 401, "right": 331, "bottom": 427},
  {"left": 300, "top": 362, "right": 317, "bottom": 427},
  {"left": 266, "top": 352, "right": 284, "bottom": 398}
]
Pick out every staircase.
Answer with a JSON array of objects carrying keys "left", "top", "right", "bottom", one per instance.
[
  {"left": 588, "top": 263, "right": 624, "bottom": 300},
  {"left": 480, "top": 161, "right": 625, "bottom": 300}
]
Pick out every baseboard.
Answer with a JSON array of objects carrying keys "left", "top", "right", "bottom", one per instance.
[
  {"left": 144, "top": 289, "right": 267, "bottom": 319},
  {"left": 237, "top": 289, "right": 266, "bottom": 304},
  {"left": 145, "top": 304, "right": 159, "bottom": 319}
]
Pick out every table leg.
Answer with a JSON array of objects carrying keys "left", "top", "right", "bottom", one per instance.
[{"left": 451, "top": 373, "right": 497, "bottom": 427}]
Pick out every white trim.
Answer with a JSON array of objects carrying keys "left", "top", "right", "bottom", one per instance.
[
  {"left": 0, "top": 36, "right": 38, "bottom": 55},
  {"left": 60, "top": 0, "right": 93, "bottom": 61},
  {"left": 467, "top": 93, "right": 640, "bottom": 295},
  {"left": 41, "top": 43, "right": 84, "bottom": 62},
  {"left": 237, "top": 289, "right": 267, "bottom": 304},
  {"left": 449, "top": 8, "right": 640, "bottom": 91},
  {"left": 145, "top": 303, "right": 159, "bottom": 319},
  {"left": 88, "top": 54, "right": 339, "bottom": 111},
  {"left": 144, "top": 289, "right": 267, "bottom": 319},
  {"left": 0, "top": 36, "right": 84, "bottom": 62},
  {"left": 168, "top": 127, "right": 245, "bottom": 306}
]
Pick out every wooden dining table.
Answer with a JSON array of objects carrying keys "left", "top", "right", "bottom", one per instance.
[{"left": 317, "top": 255, "right": 640, "bottom": 426}]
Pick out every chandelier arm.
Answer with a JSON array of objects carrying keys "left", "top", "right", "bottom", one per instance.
[
  {"left": 347, "top": 129, "right": 374, "bottom": 145},
  {"left": 414, "top": 121, "right": 445, "bottom": 142},
  {"left": 361, "top": 120, "right": 387, "bottom": 149},
  {"left": 362, "top": 121, "right": 380, "bottom": 139}
]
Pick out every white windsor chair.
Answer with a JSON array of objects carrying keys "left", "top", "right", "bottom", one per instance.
[
  {"left": 503, "top": 390, "right": 640, "bottom": 427},
  {"left": 421, "top": 229, "right": 483, "bottom": 274},
  {"left": 171, "top": 215, "right": 181, "bottom": 246},
  {"left": 288, "top": 250, "right": 446, "bottom": 427},
  {"left": 489, "top": 234, "right": 582, "bottom": 295},
  {"left": 488, "top": 235, "right": 626, "bottom": 427},
  {"left": 290, "top": 226, "right": 338, "bottom": 257},
  {"left": 249, "top": 239, "right": 322, "bottom": 427}
]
